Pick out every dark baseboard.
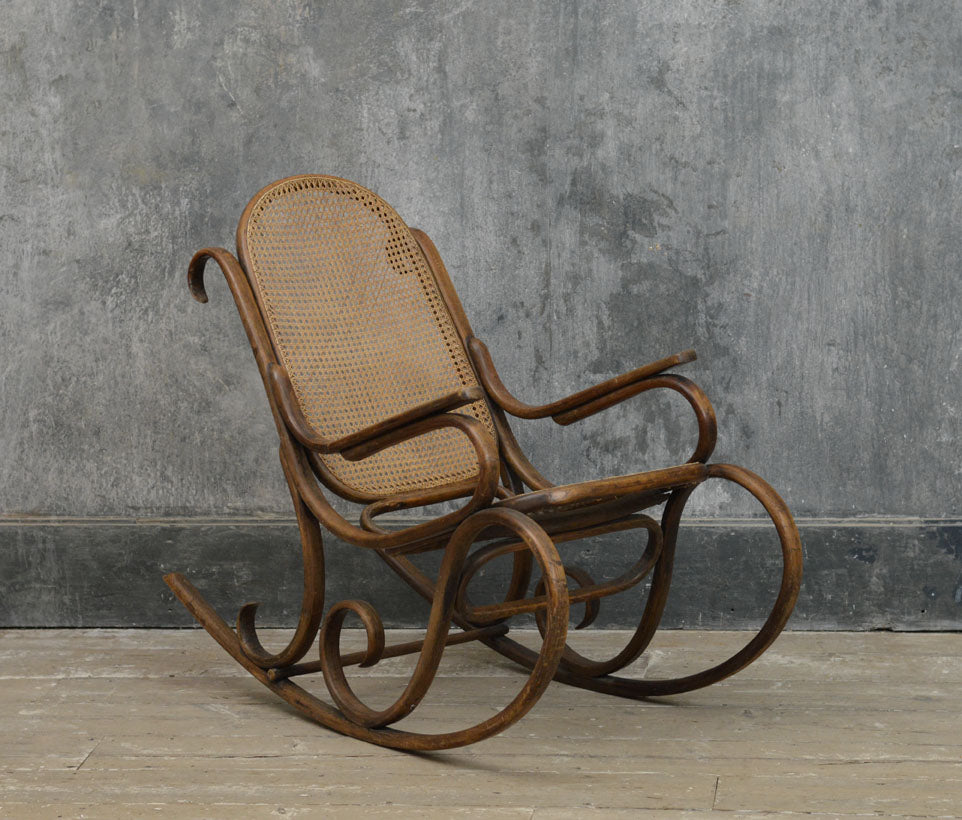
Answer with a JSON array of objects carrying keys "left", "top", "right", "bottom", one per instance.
[{"left": 1, "top": 516, "right": 960, "bottom": 630}]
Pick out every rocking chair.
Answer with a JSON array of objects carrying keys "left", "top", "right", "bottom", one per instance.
[{"left": 166, "top": 174, "right": 802, "bottom": 750}]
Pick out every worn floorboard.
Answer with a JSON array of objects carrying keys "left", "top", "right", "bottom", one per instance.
[{"left": 1, "top": 629, "right": 961, "bottom": 817}]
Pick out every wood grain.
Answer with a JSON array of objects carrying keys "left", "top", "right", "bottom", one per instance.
[{"left": 2, "top": 629, "right": 961, "bottom": 816}]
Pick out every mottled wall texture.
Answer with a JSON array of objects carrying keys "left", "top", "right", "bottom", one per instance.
[{"left": 2, "top": 1, "right": 960, "bottom": 627}]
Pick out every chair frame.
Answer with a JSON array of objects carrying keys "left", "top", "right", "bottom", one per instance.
[{"left": 165, "top": 175, "right": 802, "bottom": 751}]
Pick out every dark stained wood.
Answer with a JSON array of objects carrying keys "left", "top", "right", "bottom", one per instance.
[
  {"left": 457, "top": 514, "right": 663, "bottom": 624},
  {"left": 166, "top": 175, "right": 803, "bottom": 750},
  {"left": 468, "top": 335, "right": 697, "bottom": 421},
  {"left": 267, "top": 623, "right": 509, "bottom": 681},
  {"left": 268, "top": 362, "right": 485, "bottom": 456}
]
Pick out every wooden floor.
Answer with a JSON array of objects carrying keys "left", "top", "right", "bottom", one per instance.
[{"left": 1, "top": 628, "right": 961, "bottom": 818}]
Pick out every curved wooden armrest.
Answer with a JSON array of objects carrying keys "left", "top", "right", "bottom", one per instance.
[
  {"left": 555, "top": 373, "right": 718, "bottom": 463},
  {"left": 267, "top": 363, "right": 484, "bottom": 456},
  {"left": 467, "top": 336, "right": 696, "bottom": 422},
  {"left": 289, "top": 410, "right": 501, "bottom": 552}
]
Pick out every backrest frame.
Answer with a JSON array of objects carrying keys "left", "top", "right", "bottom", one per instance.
[{"left": 233, "top": 174, "right": 504, "bottom": 504}]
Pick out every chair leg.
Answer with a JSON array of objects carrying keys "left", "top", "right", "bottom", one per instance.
[
  {"left": 531, "top": 491, "right": 687, "bottom": 678},
  {"left": 483, "top": 464, "right": 802, "bottom": 698},
  {"left": 164, "top": 507, "right": 570, "bottom": 750}
]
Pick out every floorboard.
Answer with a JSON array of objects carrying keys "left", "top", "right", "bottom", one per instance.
[{"left": 2, "top": 629, "right": 960, "bottom": 817}]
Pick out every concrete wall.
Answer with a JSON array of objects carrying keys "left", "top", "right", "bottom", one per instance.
[{"left": 2, "top": 1, "right": 960, "bottom": 627}]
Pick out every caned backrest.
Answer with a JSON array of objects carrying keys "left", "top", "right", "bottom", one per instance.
[{"left": 238, "top": 175, "right": 496, "bottom": 498}]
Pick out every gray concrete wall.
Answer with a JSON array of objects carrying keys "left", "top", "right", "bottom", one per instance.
[{"left": 1, "top": 1, "right": 960, "bottom": 627}]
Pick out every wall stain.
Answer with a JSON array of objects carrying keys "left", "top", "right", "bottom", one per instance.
[{"left": 848, "top": 546, "right": 878, "bottom": 564}]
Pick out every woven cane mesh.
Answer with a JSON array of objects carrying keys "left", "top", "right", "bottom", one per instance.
[{"left": 242, "top": 175, "right": 495, "bottom": 498}]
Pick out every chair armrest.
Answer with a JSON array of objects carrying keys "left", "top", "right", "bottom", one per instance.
[
  {"left": 267, "top": 363, "right": 484, "bottom": 455},
  {"left": 467, "top": 336, "right": 696, "bottom": 423},
  {"left": 554, "top": 373, "right": 718, "bottom": 463}
]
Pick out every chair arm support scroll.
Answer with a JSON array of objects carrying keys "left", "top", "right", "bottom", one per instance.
[
  {"left": 467, "top": 336, "right": 696, "bottom": 422},
  {"left": 554, "top": 373, "right": 718, "bottom": 463},
  {"left": 467, "top": 337, "right": 716, "bottom": 464},
  {"left": 267, "top": 363, "right": 486, "bottom": 457},
  {"left": 291, "top": 409, "right": 501, "bottom": 551}
]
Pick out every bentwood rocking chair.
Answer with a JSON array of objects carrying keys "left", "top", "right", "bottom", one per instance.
[{"left": 166, "top": 174, "right": 802, "bottom": 750}]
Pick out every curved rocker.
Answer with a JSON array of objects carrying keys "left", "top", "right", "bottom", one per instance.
[
  {"left": 167, "top": 174, "right": 802, "bottom": 749},
  {"left": 480, "top": 465, "right": 802, "bottom": 697}
]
